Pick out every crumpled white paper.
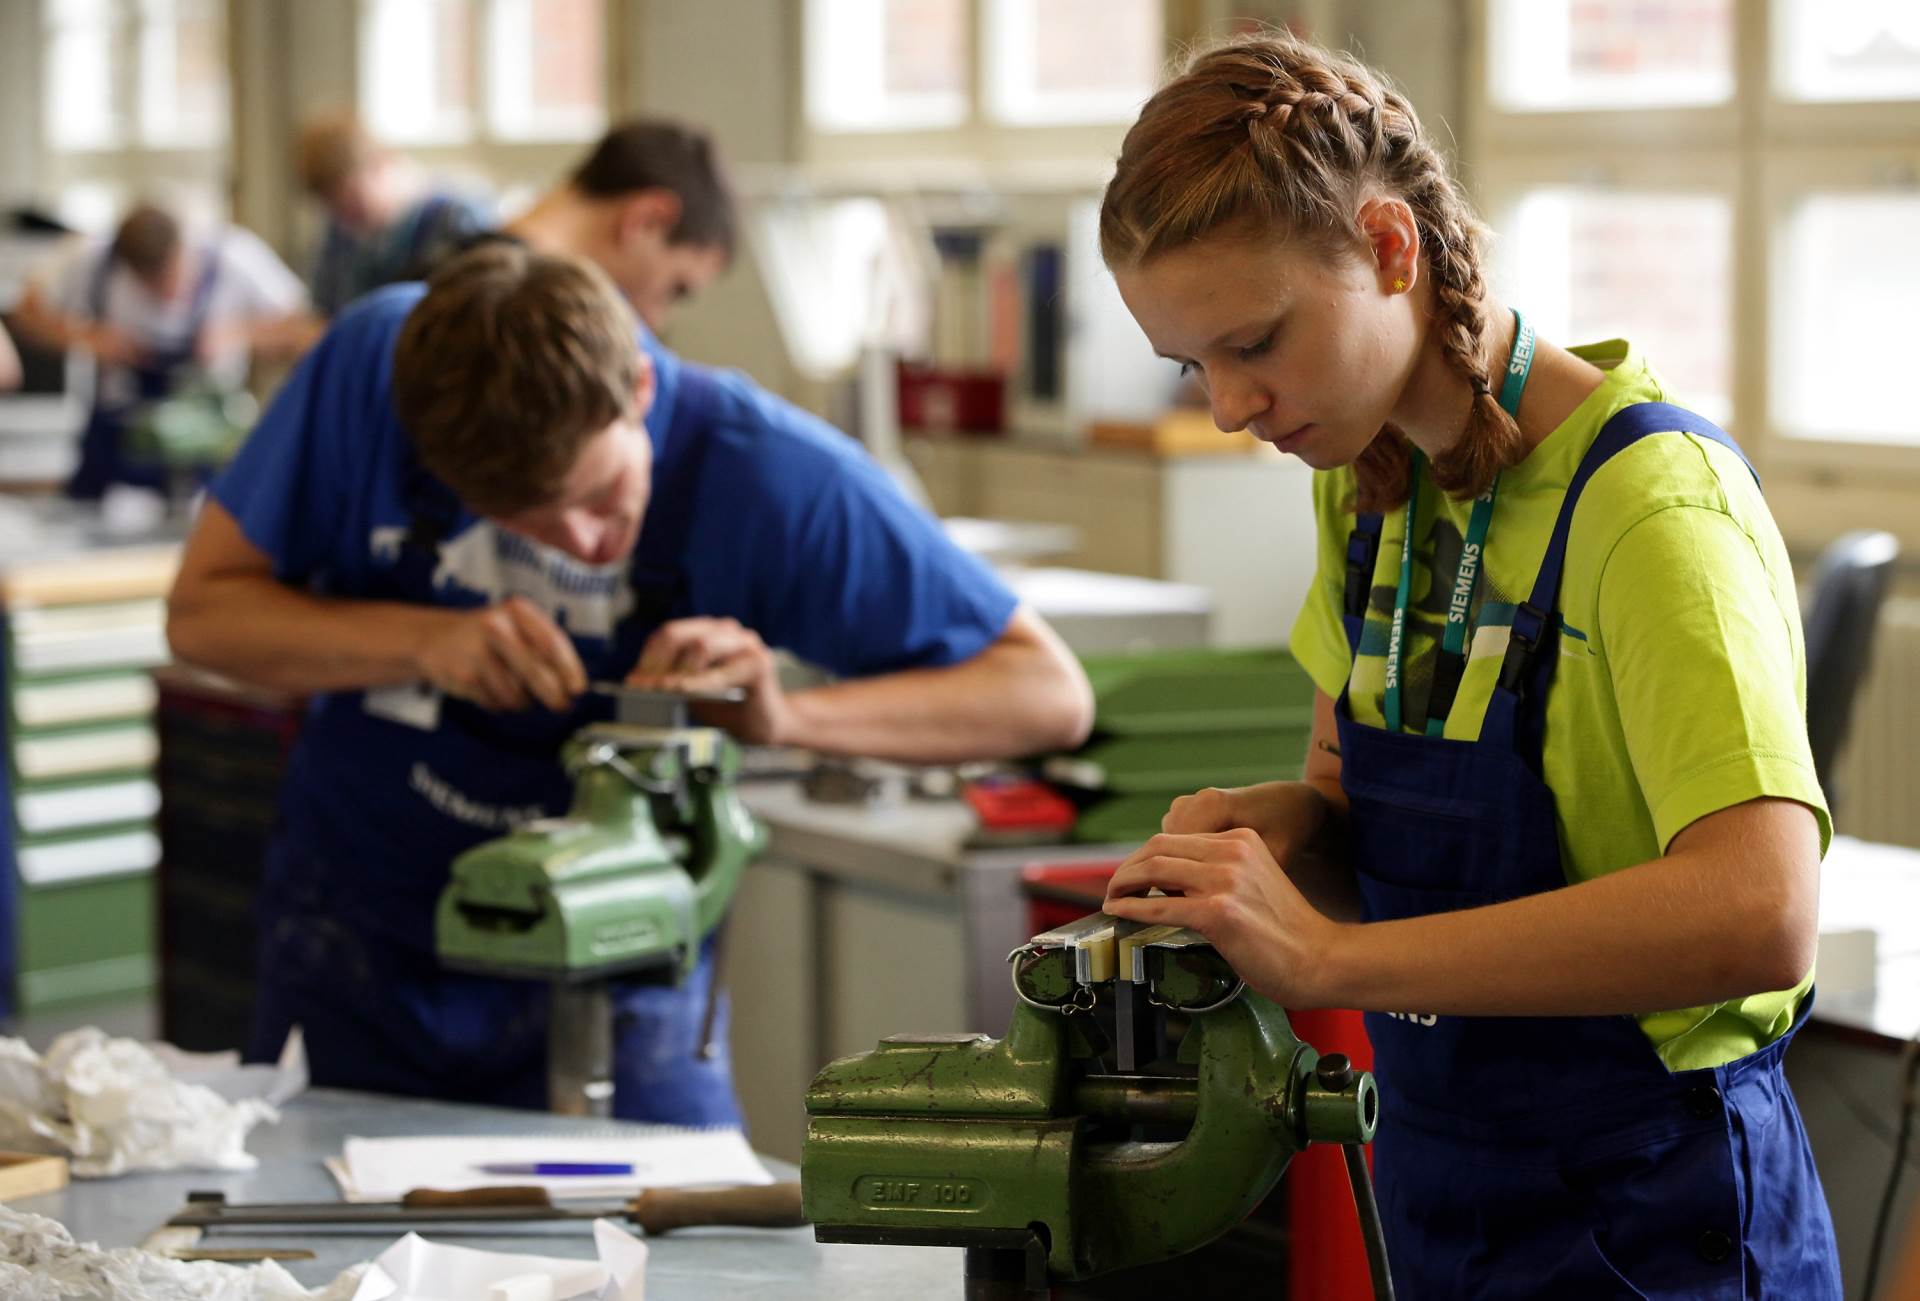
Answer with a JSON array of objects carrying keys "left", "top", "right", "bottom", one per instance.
[
  {"left": 0, "top": 1206, "right": 364, "bottom": 1301},
  {"left": 348, "top": 1221, "right": 648, "bottom": 1301},
  {"left": 0, "top": 1027, "right": 305, "bottom": 1176}
]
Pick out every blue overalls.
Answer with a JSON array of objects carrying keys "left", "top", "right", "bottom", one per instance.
[
  {"left": 313, "top": 194, "right": 463, "bottom": 316},
  {"left": 1337, "top": 403, "right": 1841, "bottom": 1298},
  {"left": 247, "top": 366, "right": 746, "bottom": 1127},
  {"left": 67, "top": 240, "right": 223, "bottom": 499}
]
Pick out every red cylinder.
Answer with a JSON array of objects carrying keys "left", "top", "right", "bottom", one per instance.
[{"left": 1287, "top": 1007, "right": 1378, "bottom": 1301}]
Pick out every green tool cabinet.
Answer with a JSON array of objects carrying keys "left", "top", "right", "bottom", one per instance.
[{"left": 1, "top": 549, "right": 175, "bottom": 1014}]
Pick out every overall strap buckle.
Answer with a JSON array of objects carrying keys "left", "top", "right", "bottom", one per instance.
[
  {"left": 1429, "top": 650, "right": 1466, "bottom": 723},
  {"left": 1343, "top": 518, "right": 1382, "bottom": 619},
  {"left": 1498, "top": 600, "right": 1551, "bottom": 694}
]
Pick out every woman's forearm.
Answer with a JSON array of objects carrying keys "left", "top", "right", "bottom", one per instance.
[{"left": 1315, "top": 800, "right": 1818, "bottom": 1015}]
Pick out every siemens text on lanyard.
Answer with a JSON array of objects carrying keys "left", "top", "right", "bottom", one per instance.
[{"left": 1384, "top": 309, "right": 1535, "bottom": 736}]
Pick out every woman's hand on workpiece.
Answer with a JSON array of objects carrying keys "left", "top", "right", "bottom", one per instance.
[
  {"left": 417, "top": 596, "right": 588, "bottom": 712},
  {"left": 1103, "top": 828, "right": 1344, "bottom": 1008},
  {"left": 627, "top": 616, "right": 792, "bottom": 745},
  {"left": 1162, "top": 782, "right": 1332, "bottom": 870}
]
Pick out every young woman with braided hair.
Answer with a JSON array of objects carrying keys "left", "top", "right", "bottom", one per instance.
[{"left": 1100, "top": 32, "right": 1840, "bottom": 1298}]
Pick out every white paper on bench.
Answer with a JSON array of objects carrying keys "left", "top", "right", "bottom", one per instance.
[{"left": 335, "top": 1130, "right": 772, "bottom": 1203}]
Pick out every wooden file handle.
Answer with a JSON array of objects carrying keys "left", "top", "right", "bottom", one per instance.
[{"left": 629, "top": 1181, "right": 807, "bottom": 1234}]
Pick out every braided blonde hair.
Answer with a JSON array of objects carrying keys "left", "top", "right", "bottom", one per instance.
[{"left": 1100, "top": 33, "right": 1521, "bottom": 512}]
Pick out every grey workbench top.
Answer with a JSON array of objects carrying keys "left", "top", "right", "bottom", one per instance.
[
  {"left": 0, "top": 494, "right": 187, "bottom": 570},
  {"left": 739, "top": 780, "right": 1132, "bottom": 900},
  {"left": 8, "top": 1088, "right": 962, "bottom": 1298}
]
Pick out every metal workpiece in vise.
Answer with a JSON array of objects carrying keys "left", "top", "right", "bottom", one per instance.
[
  {"left": 800, "top": 912, "right": 1393, "bottom": 1300},
  {"left": 434, "top": 689, "right": 767, "bottom": 1117}
]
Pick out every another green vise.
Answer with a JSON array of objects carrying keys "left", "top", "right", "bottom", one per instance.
[
  {"left": 435, "top": 722, "right": 766, "bottom": 983},
  {"left": 802, "top": 913, "right": 1380, "bottom": 1286}
]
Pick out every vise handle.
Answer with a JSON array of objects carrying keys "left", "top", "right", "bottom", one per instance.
[
  {"left": 406, "top": 1181, "right": 808, "bottom": 1233},
  {"left": 173, "top": 1181, "right": 806, "bottom": 1235},
  {"left": 630, "top": 1181, "right": 808, "bottom": 1234}
]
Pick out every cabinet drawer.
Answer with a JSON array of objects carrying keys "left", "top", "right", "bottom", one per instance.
[
  {"left": 16, "top": 776, "right": 161, "bottom": 837},
  {"left": 16, "top": 824, "right": 161, "bottom": 886},
  {"left": 903, "top": 439, "right": 985, "bottom": 516},
  {"left": 8, "top": 600, "right": 168, "bottom": 675},
  {"left": 977, "top": 447, "right": 1161, "bottom": 574},
  {"left": 13, "top": 723, "right": 158, "bottom": 782},
  {"left": 12, "top": 672, "right": 158, "bottom": 729},
  {"left": 15, "top": 872, "right": 156, "bottom": 1010}
]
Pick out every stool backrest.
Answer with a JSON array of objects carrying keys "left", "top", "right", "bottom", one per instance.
[{"left": 1803, "top": 530, "right": 1899, "bottom": 818}]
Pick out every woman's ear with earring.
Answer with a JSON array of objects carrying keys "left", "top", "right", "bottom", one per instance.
[{"left": 1357, "top": 195, "right": 1420, "bottom": 298}]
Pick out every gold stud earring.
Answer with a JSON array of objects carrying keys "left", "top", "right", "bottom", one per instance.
[{"left": 1392, "top": 277, "right": 1407, "bottom": 293}]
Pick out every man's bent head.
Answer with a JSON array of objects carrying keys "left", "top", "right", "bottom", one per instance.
[{"left": 393, "top": 243, "right": 654, "bottom": 565}]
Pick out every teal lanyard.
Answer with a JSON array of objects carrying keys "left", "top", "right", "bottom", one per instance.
[{"left": 1384, "top": 309, "right": 1535, "bottom": 735}]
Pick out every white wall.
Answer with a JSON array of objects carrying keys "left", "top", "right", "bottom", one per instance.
[{"left": 629, "top": 0, "right": 808, "bottom": 398}]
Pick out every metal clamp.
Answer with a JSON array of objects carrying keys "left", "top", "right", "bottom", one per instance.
[
  {"left": 1007, "top": 943, "right": 1097, "bottom": 1015},
  {"left": 577, "top": 739, "right": 679, "bottom": 796},
  {"left": 1120, "top": 925, "right": 1247, "bottom": 1014},
  {"left": 1147, "top": 977, "right": 1246, "bottom": 1016}
]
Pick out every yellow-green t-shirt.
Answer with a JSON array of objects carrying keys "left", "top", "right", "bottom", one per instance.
[{"left": 1289, "top": 339, "right": 1830, "bottom": 1072}]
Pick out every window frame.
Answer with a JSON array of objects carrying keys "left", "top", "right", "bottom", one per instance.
[
  {"left": 1465, "top": 0, "right": 1920, "bottom": 536},
  {"left": 1471, "top": 150, "right": 1743, "bottom": 430},
  {"left": 39, "top": 0, "right": 231, "bottom": 229},
  {"left": 797, "top": 0, "right": 1173, "bottom": 176},
  {"left": 352, "top": 0, "right": 615, "bottom": 195},
  {"left": 1760, "top": 141, "right": 1920, "bottom": 478}
]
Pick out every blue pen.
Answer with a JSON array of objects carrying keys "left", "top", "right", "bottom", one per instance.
[{"left": 476, "top": 1174, "right": 641, "bottom": 1182}]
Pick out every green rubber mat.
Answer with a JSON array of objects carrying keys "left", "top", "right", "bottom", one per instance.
[
  {"left": 1045, "top": 728, "right": 1310, "bottom": 795},
  {"left": 1078, "top": 647, "right": 1316, "bottom": 736},
  {"left": 1071, "top": 767, "right": 1307, "bottom": 845}
]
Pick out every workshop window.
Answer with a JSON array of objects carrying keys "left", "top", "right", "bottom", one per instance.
[
  {"left": 1773, "top": 193, "right": 1920, "bottom": 445},
  {"left": 39, "top": 0, "right": 229, "bottom": 229},
  {"left": 1472, "top": 0, "right": 1920, "bottom": 518},
  {"left": 984, "top": 0, "right": 1163, "bottom": 126},
  {"left": 487, "top": 0, "right": 606, "bottom": 141},
  {"left": 807, "top": 0, "right": 970, "bottom": 132},
  {"left": 358, "top": 0, "right": 607, "bottom": 147},
  {"left": 44, "top": 0, "right": 123, "bottom": 151},
  {"left": 1498, "top": 188, "right": 1732, "bottom": 424},
  {"left": 802, "top": 0, "right": 1163, "bottom": 155},
  {"left": 1488, "top": 0, "right": 1734, "bottom": 110},
  {"left": 136, "top": 0, "right": 225, "bottom": 148},
  {"left": 362, "top": 0, "right": 476, "bottom": 145},
  {"left": 1776, "top": 0, "right": 1920, "bottom": 103},
  {"left": 44, "top": 0, "right": 226, "bottom": 151}
]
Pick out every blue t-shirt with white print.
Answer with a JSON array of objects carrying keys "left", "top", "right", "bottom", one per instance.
[{"left": 212, "top": 284, "right": 1017, "bottom": 946}]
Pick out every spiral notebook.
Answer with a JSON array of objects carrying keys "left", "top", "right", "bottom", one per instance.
[{"left": 328, "top": 1129, "right": 772, "bottom": 1203}]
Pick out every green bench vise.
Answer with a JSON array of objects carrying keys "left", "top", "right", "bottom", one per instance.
[
  {"left": 802, "top": 912, "right": 1393, "bottom": 1299},
  {"left": 435, "top": 712, "right": 766, "bottom": 1115},
  {"left": 125, "top": 377, "right": 259, "bottom": 507}
]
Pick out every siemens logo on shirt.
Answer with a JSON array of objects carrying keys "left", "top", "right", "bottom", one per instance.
[{"left": 409, "top": 761, "right": 545, "bottom": 830}]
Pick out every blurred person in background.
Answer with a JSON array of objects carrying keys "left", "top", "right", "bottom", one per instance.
[
  {"left": 298, "top": 112, "right": 494, "bottom": 317},
  {"left": 12, "top": 201, "right": 315, "bottom": 499}
]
